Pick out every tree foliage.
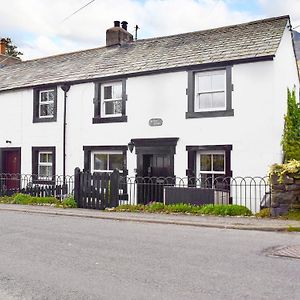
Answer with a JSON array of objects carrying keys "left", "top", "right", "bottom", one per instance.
[
  {"left": 3, "top": 38, "right": 23, "bottom": 58},
  {"left": 282, "top": 88, "right": 300, "bottom": 162}
]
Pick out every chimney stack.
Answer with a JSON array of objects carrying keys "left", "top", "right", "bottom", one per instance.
[
  {"left": 106, "top": 20, "right": 133, "bottom": 47},
  {"left": 0, "top": 38, "right": 7, "bottom": 55}
]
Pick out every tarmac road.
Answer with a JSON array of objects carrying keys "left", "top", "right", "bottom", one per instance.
[{"left": 0, "top": 210, "right": 300, "bottom": 300}]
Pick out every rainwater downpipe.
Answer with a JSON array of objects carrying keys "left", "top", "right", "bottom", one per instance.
[{"left": 61, "top": 83, "right": 71, "bottom": 185}]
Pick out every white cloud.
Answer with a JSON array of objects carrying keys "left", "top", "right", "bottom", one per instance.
[
  {"left": 0, "top": 0, "right": 299, "bottom": 60},
  {"left": 258, "top": 0, "right": 300, "bottom": 28}
]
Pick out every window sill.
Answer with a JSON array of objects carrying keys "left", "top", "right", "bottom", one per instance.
[
  {"left": 33, "top": 117, "right": 57, "bottom": 123},
  {"left": 93, "top": 116, "right": 128, "bottom": 124},
  {"left": 186, "top": 109, "right": 234, "bottom": 119}
]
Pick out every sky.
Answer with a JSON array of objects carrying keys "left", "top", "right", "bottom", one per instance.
[{"left": 1, "top": 0, "right": 300, "bottom": 60}]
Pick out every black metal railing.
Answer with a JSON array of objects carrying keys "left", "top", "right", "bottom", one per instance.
[
  {"left": 118, "top": 175, "right": 270, "bottom": 213},
  {"left": 0, "top": 173, "right": 74, "bottom": 198},
  {"left": 0, "top": 171, "right": 271, "bottom": 213}
]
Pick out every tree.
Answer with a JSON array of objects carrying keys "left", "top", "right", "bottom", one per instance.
[
  {"left": 282, "top": 88, "right": 300, "bottom": 162},
  {"left": 3, "top": 38, "right": 23, "bottom": 58}
]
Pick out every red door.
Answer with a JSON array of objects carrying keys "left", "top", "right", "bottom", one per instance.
[{"left": 3, "top": 150, "right": 21, "bottom": 189}]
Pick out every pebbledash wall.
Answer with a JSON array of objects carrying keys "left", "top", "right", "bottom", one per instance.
[{"left": 0, "top": 26, "right": 299, "bottom": 179}]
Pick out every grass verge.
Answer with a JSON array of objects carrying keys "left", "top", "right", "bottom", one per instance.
[
  {"left": 0, "top": 193, "right": 77, "bottom": 208},
  {"left": 111, "top": 203, "right": 252, "bottom": 216}
]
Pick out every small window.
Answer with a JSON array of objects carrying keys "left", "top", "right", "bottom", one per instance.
[
  {"left": 91, "top": 151, "right": 124, "bottom": 173},
  {"left": 186, "top": 66, "right": 234, "bottom": 119},
  {"left": 38, "top": 152, "right": 53, "bottom": 179},
  {"left": 195, "top": 70, "right": 226, "bottom": 112},
  {"left": 93, "top": 80, "right": 127, "bottom": 123},
  {"left": 39, "top": 90, "right": 55, "bottom": 118},
  {"left": 33, "top": 87, "right": 57, "bottom": 123},
  {"left": 102, "top": 82, "right": 123, "bottom": 117},
  {"left": 32, "top": 147, "right": 55, "bottom": 182},
  {"left": 197, "top": 150, "right": 225, "bottom": 185}
]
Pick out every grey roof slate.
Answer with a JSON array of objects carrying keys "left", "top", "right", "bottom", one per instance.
[{"left": 0, "top": 15, "right": 289, "bottom": 92}]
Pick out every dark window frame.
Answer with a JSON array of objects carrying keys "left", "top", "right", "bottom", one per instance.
[
  {"left": 93, "top": 79, "right": 128, "bottom": 124},
  {"left": 83, "top": 145, "right": 128, "bottom": 174},
  {"left": 32, "top": 146, "right": 56, "bottom": 184},
  {"left": 186, "top": 145, "right": 232, "bottom": 180},
  {"left": 33, "top": 86, "right": 57, "bottom": 123},
  {"left": 186, "top": 66, "right": 234, "bottom": 119}
]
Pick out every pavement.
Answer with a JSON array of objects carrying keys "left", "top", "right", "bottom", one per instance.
[{"left": 1, "top": 204, "right": 300, "bottom": 232}]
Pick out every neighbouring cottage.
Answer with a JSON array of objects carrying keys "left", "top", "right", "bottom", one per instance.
[
  {"left": 0, "top": 16, "right": 299, "bottom": 204},
  {"left": 0, "top": 39, "right": 20, "bottom": 67}
]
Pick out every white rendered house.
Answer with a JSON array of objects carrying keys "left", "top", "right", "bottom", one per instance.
[{"left": 0, "top": 16, "right": 299, "bottom": 192}]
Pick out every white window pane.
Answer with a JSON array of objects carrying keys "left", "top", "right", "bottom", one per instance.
[
  {"left": 40, "top": 92, "right": 48, "bottom": 102},
  {"left": 109, "top": 154, "right": 123, "bottom": 170},
  {"left": 39, "top": 153, "right": 47, "bottom": 163},
  {"left": 39, "top": 166, "right": 52, "bottom": 178},
  {"left": 198, "top": 94, "right": 212, "bottom": 110},
  {"left": 104, "top": 86, "right": 112, "bottom": 99},
  {"left": 200, "top": 155, "right": 211, "bottom": 171},
  {"left": 105, "top": 100, "right": 122, "bottom": 115},
  {"left": 94, "top": 154, "right": 107, "bottom": 170},
  {"left": 48, "top": 91, "right": 54, "bottom": 101},
  {"left": 113, "top": 83, "right": 122, "bottom": 99},
  {"left": 40, "top": 103, "right": 54, "bottom": 116},
  {"left": 212, "top": 92, "right": 225, "bottom": 109},
  {"left": 212, "top": 74, "right": 225, "bottom": 91},
  {"left": 213, "top": 154, "right": 225, "bottom": 172},
  {"left": 197, "top": 75, "right": 211, "bottom": 92}
]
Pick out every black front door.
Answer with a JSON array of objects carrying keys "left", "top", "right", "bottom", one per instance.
[{"left": 132, "top": 138, "right": 179, "bottom": 204}]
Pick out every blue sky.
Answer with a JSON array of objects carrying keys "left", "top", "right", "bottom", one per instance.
[{"left": 0, "top": 0, "right": 299, "bottom": 59}]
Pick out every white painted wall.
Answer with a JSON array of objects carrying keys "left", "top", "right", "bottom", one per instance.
[{"left": 0, "top": 24, "right": 299, "bottom": 184}]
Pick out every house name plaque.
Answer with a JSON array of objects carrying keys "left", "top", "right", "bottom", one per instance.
[{"left": 149, "top": 118, "right": 163, "bottom": 127}]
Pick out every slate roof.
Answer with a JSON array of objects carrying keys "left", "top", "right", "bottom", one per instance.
[
  {"left": 0, "top": 54, "right": 20, "bottom": 67},
  {"left": 0, "top": 15, "right": 289, "bottom": 92}
]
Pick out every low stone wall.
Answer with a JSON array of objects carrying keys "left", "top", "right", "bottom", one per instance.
[{"left": 271, "top": 174, "right": 300, "bottom": 216}]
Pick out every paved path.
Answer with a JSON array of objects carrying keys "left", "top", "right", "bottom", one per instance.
[
  {"left": 1, "top": 204, "right": 300, "bottom": 231},
  {"left": 0, "top": 209, "right": 300, "bottom": 299}
]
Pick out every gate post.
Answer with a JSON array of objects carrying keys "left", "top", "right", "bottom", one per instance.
[
  {"left": 74, "top": 167, "right": 81, "bottom": 207},
  {"left": 110, "top": 169, "right": 120, "bottom": 208}
]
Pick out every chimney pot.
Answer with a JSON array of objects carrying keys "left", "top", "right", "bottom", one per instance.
[
  {"left": 121, "top": 21, "right": 128, "bottom": 31},
  {"left": 0, "top": 38, "right": 7, "bottom": 55},
  {"left": 114, "top": 21, "right": 120, "bottom": 27}
]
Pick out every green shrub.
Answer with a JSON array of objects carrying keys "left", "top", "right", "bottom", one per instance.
[
  {"left": 60, "top": 196, "right": 77, "bottom": 208},
  {"left": 282, "top": 210, "right": 300, "bottom": 221},
  {"left": 282, "top": 88, "right": 300, "bottom": 162},
  {"left": 255, "top": 208, "right": 271, "bottom": 218}
]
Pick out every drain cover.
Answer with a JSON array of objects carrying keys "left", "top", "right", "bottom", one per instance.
[{"left": 269, "top": 245, "right": 300, "bottom": 259}]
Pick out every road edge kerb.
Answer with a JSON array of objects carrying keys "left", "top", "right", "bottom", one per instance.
[{"left": 0, "top": 206, "right": 289, "bottom": 232}]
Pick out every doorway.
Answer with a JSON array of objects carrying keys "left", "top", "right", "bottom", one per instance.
[
  {"left": 131, "top": 138, "right": 178, "bottom": 204},
  {"left": 1, "top": 148, "right": 21, "bottom": 191}
]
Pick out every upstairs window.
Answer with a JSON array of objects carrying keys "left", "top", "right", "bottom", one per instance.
[
  {"left": 39, "top": 90, "right": 55, "bottom": 118},
  {"left": 93, "top": 80, "right": 127, "bottom": 123},
  {"left": 102, "top": 82, "right": 122, "bottom": 117},
  {"left": 33, "top": 86, "right": 57, "bottom": 123},
  {"left": 195, "top": 70, "right": 226, "bottom": 112},
  {"left": 186, "top": 66, "right": 234, "bottom": 119}
]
